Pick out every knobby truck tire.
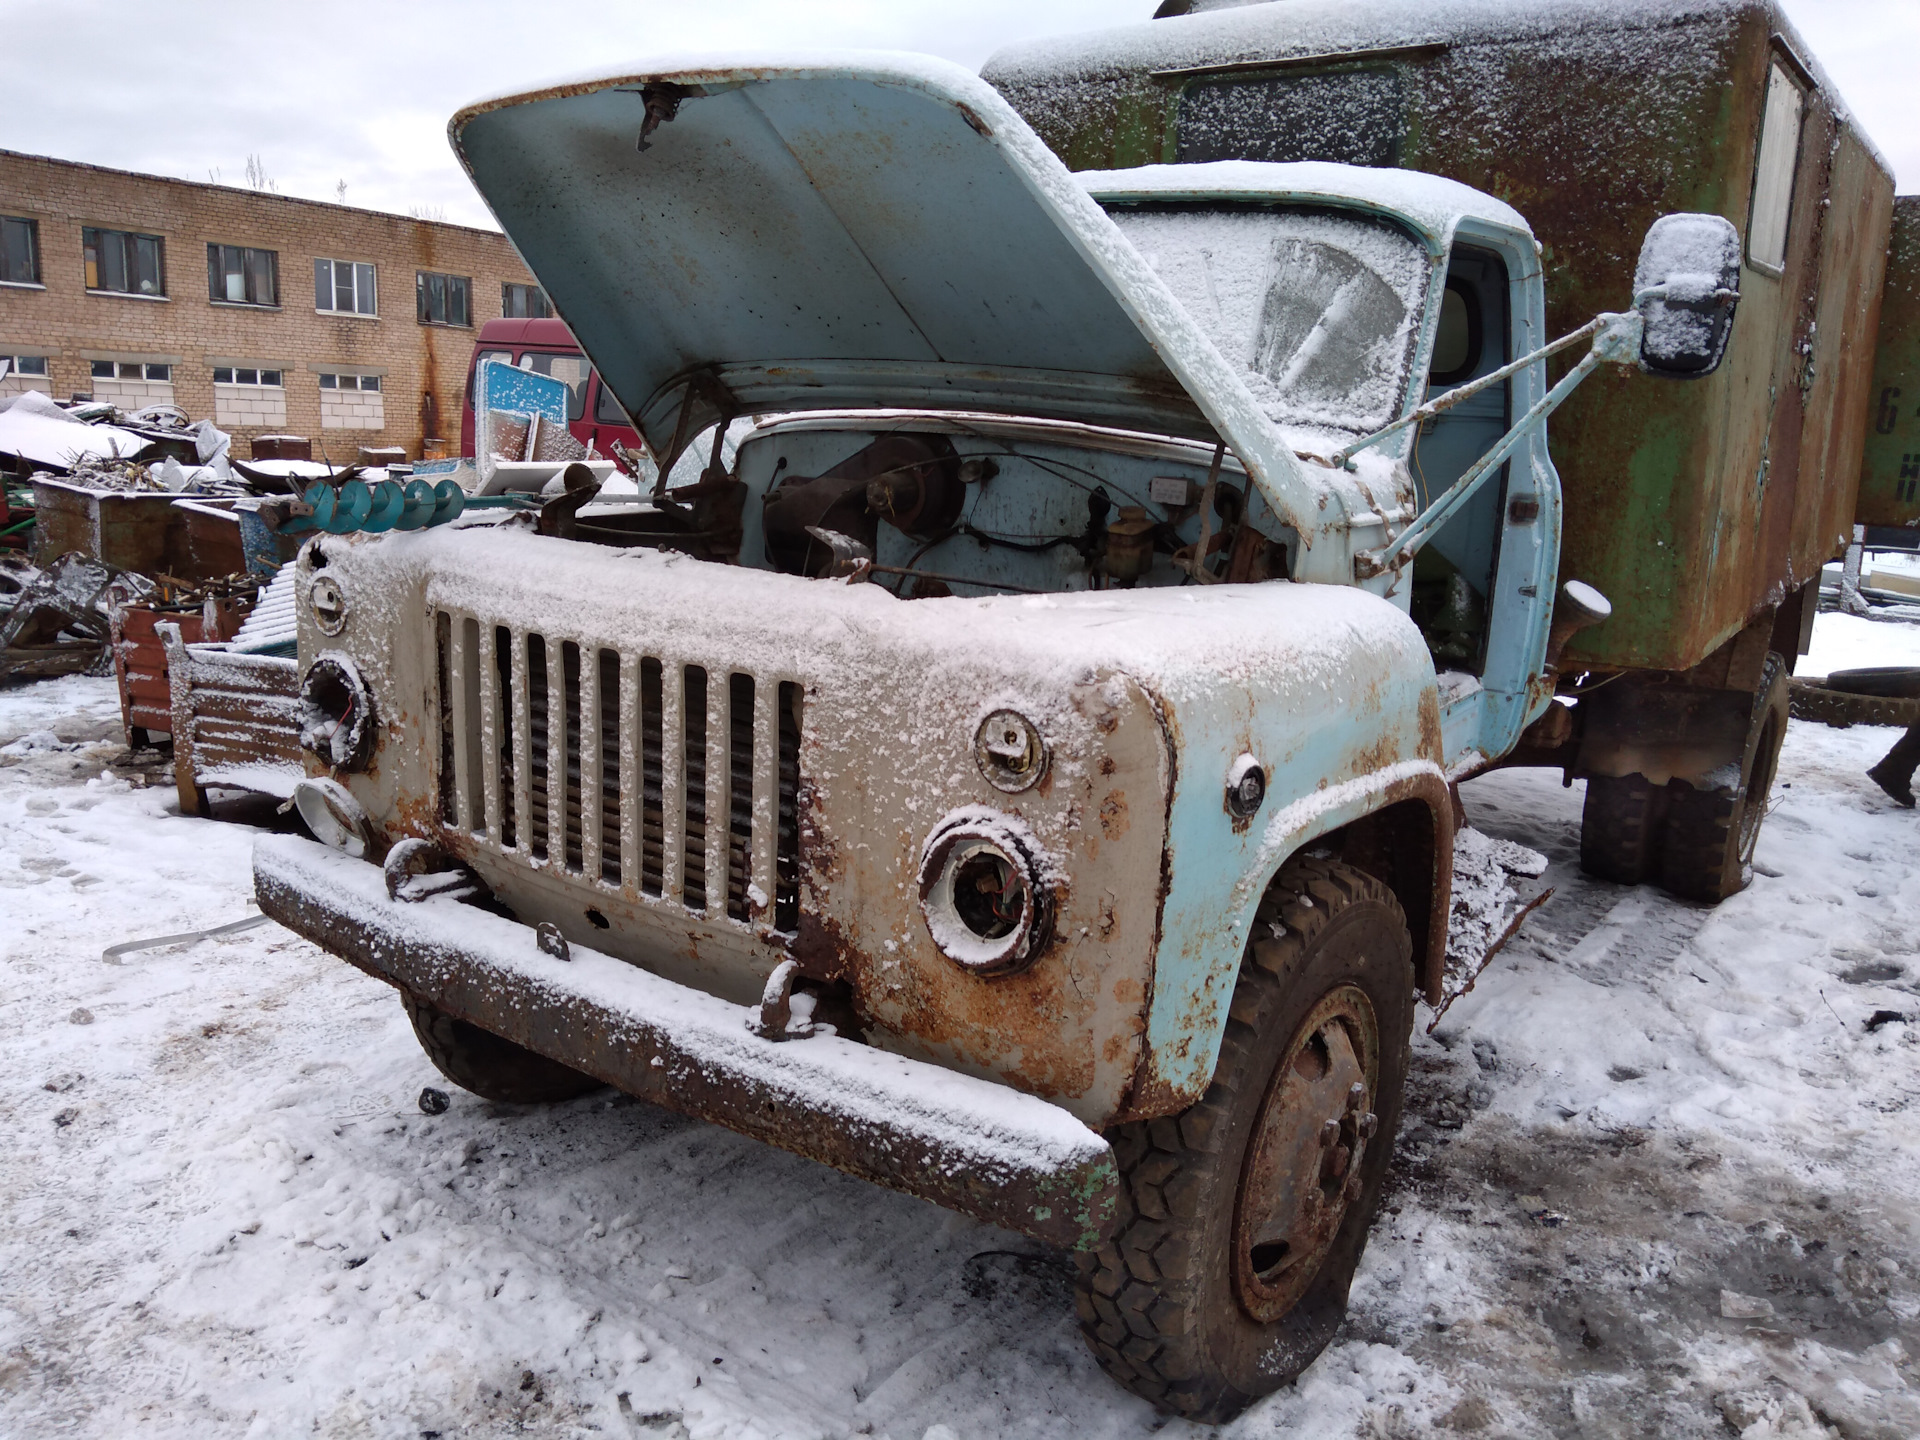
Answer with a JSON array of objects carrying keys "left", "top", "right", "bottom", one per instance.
[
  {"left": 401, "top": 991, "right": 603, "bottom": 1105},
  {"left": 1072, "top": 855, "right": 1414, "bottom": 1423},
  {"left": 1580, "top": 773, "right": 1666, "bottom": 885},
  {"left": 1659, "top": 652, "right": 1790, "bottom": 904}
]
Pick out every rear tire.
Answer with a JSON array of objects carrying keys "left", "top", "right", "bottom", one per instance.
[
  {"left": 1072, "top": 856, "right": 1414, "bottom": 1423},
  {"left": 1579, "top": 773, "right": 1665, "bottom": 885},
  {"left": 1659, "top": 653, "right": 1790, "bottom": 903},
  {"left": 401, "top": 992, "right": 603, "bottom": 1105}
]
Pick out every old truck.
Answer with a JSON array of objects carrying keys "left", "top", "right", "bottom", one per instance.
[{"left": 253, "top": 0, "right": 1918, "bottom": 1421}]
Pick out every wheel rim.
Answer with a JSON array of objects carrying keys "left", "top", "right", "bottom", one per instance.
[
  {"left": 1232, "top": 983, "right": 1381, "bottom": 1324},
  {"left": 1737, "top": 710, "right": 1783, "bottom": 867}
]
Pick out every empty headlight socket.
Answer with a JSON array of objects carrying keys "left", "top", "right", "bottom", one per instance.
[{"left": 918, "top": 810, "right": 1057, "bottom": 977}]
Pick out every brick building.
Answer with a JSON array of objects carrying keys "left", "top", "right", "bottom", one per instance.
[{"left": 0, "top": 149, "right": 548, "bottom": 461}]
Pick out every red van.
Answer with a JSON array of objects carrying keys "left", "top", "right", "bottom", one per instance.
[{"left": 459, "top": 317, "right": 643, "bottom": 465}]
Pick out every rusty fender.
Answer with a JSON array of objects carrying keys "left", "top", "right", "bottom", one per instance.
[
  {"left": 1576, "top": 674, "right": 1759, "bottom": 790},
  {"left": 253, "top": 834, "right": 1121, "bottom": 1250}
]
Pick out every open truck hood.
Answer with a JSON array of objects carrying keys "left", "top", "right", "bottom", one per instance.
[{"left": 449, "top": 52, "right": 1313, "bottom": 524}]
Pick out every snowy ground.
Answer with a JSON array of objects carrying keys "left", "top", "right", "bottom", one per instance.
[{"left": 2, "top": 615, "right": 1917, "bottom": 1439}]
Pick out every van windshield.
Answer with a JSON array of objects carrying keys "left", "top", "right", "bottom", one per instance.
[{"left": 1105, "top": 203, "right": 1429, "bottom": 435}]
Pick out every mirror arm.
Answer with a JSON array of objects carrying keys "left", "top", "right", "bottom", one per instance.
[
  {"left": 1354, "top": 311, "right": 1643, "bottom": 580},
  {"left": 1324, "top": 314, "right": 1612, "bottom": 471}
]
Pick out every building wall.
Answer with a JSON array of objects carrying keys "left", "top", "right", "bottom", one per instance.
[{"left": 0, "top": 148, "right": 540, "bottom": 461}]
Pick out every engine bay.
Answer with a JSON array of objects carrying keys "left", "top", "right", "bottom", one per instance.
[{"left": 565, "top": 413, "right": 1298, "bottom": 598}]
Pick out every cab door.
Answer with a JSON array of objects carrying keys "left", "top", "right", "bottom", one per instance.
[{"left": 1410, "top": 245, "right": 1511, "bottom": 677}]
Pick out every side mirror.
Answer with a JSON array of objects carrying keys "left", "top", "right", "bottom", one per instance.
[{"left": 1633, "top": 213, "right": 1741, "bottom": 379}]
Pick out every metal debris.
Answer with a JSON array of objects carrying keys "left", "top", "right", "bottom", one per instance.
[{"left": 101, "top": 911, "right": 271, "bottom": 964}]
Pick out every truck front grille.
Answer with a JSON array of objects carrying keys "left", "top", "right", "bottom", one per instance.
[{"left": 434, "top": 612, "right": 802, "bottom": 932}]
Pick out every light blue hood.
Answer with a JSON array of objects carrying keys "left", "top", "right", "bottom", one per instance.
[{"left": 448, "top": 52, "right": 1315, "bottom": 524}]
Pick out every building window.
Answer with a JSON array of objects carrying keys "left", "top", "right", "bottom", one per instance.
[
  {"left": 91, "top": 360, "right": 171, "bottom": 381},
  {"left": 212, "top": 366, "right": 283, "bottom": 386},
  {"left": 314, "top": 257, "right": 377, "bottom": 315},
  {"left": 502, "top": 282, "right": 550, "bottom": 319},
  {"left": 208, "top": 244, "right": 279, "bottom": 307},
  {"left": 417, "top": 270, "right": 471, "bottom": 327},
  {"left": 1748, "top": 60, "right": 1806, "bottom": 273},
  {"left": 3, "top": 356, "right": 50, "bottom": 377},
  {"left": 318, "top": 372, "right": 380, "bottom": 391},
  {"left": 83, "top": 226, "right": 166, "bottom": 296},
  {"left": 1, "top": 216, "right": 40, "bottom": 286}
]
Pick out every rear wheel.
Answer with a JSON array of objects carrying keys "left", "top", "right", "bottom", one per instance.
[
  {"left": 1073, "top": 856, "right": 1414, "bottom": 1422},
  {"left": 401, "top": 992, "right": 602, "bottom": 1105},
  {"left": 1659, "top": 653, "right": 1790, "bottom": 903},
  {"left": 1579, "top": 773, "right": 1666, "bottom": 885}
]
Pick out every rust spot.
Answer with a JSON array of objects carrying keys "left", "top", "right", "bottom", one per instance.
[
  {"left": 792, "top": 912, "right": 854, "bottom": 985},
  {"left": 1098, "top": 755, "right": 1116, "bottom": 777},
  {"left": 1098, "top": 790, "right": 1130, "bottom": 840},
  {"left": 1416, "top": 688, "right": 1445, "bottom": 761}
]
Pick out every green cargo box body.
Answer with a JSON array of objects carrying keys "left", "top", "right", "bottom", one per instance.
[
  {"left": 1859, "top": 196, "right": 1920, "bottom": 532},
  {"left": 984, "top": 0, "right": 1894, "bottom": 672}
]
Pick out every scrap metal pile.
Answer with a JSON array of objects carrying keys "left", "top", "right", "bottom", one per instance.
[{"left": 0, "top": 388, "right": 431, "bottom": 807}]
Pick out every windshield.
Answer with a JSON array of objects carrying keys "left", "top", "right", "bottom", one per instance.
[{"left": 1105, "top": 204, "right": 1430, "bottom": 434}]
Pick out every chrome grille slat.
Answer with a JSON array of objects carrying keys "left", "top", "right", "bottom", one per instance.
[{"left": 436, "top": 612, "right": 800, "bottom": 933}]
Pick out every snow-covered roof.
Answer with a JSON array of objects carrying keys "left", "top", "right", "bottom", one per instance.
[
  {"left": 984, "top": 0, "right": 1882, "bottom": 175},
  {"left": 1079, "top": 160, "right": 1531, "bottom": 249},
  {"left": 988, "top": 0, "right": 1759, "bottom": 84}
]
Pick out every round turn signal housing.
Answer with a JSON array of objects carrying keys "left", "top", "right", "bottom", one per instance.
[
  {"left": 973, "top": 709, "right": 1048, "bottom": 793},
  {"left": 1226, "top": 752, "right": 1267, "bottom": 821}
]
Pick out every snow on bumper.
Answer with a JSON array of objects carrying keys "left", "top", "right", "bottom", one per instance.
[{"left": 253, "top": 834, "right": 1121, "bottom": 1249}]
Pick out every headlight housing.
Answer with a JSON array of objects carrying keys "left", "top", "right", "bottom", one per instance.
[
  {"left": 297, "top": 652, "right": 376, "bottom": 771},
  {"left": 918, "top": 808, "right": 1057, "bottom": 976}
]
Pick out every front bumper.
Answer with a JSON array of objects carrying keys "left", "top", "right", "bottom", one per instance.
[{"left": 253, "top": 835, "right": 1120, "bottom": 1249}]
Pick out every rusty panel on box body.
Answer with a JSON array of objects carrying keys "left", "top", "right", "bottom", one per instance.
[
  {"left": 1858, "top": 196, "right": 1920, "bottom": 530},
  {"left": 1795, "top": 123, "right": 1893, "bottom": 561},
  {"left": 985, "top": 1, "right": 1893, "bottom": 671}
]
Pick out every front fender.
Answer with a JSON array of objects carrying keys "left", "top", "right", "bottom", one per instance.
[{"left": 1125, "top": 583, "right": 1447, "bottom": 1117}]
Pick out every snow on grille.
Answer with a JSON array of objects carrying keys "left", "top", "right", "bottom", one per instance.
[{"left": 432, "top": 610, "right": 801, "bottom": 932}]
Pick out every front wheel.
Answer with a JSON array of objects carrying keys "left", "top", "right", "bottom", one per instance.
[
  {"left": 1073, "top": 856, "right": 1415, "bottom": 1423},
  {"left": 401, "top": 992, "right": 603, "bottom": 1105}
]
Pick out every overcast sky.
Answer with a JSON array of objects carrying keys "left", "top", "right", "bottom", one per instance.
[{"left": 1, "top": 0, "right": 1912, "bottom": 229}]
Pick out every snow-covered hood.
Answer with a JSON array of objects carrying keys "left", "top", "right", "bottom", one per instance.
[{"left": 447, "top": 53, "right": 1317, "bottom": 528}]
